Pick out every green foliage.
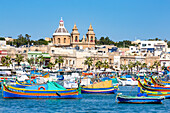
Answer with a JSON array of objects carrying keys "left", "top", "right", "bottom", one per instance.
[
  {"left": 102, "top": 60, "right": 109, "bottom": 71},
  {"left": 15, "top": 54, "right": 24, "bottom": 66},
  {"left": 84, "top": 57, "right": 93, "bottom": 70},
  {"left": 55, "top": 56, "right": 64, "bottom": 69},
  {"left": 149, "top": 65, "right": 155, "bottom": 71},
  {"left": 120, "top": 64, "right": 128, "bottom": 71},
  {"left": 38, "top": 55, "right": 45, "bottom": 67},
  {"left": 95, "top": 37, "right": 135, "bottom": 48},
  {"left": 148, "top": 38, "right": 162, "bottom": 41},
  {"left": 47, "top": 62, "right": 55, "bottom": 70},
  {"left": 6, "top": 34, "right": 49, "bottom": 47},
  {"left": 168, "top": 41, "right": 170, "bottom": 48},
  {"left": 154, "top": 61, "right": 160, "bottom": 72},
  {"left": 0, "top": 37, "right": 5, "bottom": 40},
  {"left": 128, "top": 62, "right": 134, "bottom": 72},
  {"left": 95, "top": 61, "right": 103, "bottom": 69},
  {"left": 27, "top": 58, "right": 34, "bottom": 66},
  {"left": 96, "top": 37, "right": 114, "bottom": 45},
  {"left": 1, "top": 56, "right": 12, "bottom": 67}
]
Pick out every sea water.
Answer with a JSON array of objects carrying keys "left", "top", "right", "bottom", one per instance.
[{"left": 0, "top": 86, "right": 169, "bottom": 113}]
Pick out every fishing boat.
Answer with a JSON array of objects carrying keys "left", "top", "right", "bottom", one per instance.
[
  {"left": 2, "top": 81, "right": 82, "bottom": 99},
  {"left": 140, "top": 88, "right": 170, "bottom": 99},
  {"left": 81, "top": 80, "right": 118, "bottom": 94},
  {"left": 116, "top": 93, "right": 165, "bottom": 104},
  {"left": 138, "top": 79, "right": 170, "bottom": 92}
]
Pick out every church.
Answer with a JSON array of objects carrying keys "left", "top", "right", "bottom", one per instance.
[{"left": 52, "top": 18, "right": 95, "bottom": 49}]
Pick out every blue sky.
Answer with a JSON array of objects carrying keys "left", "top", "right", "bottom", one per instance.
[{"left": 0, "top": 0, "right": 170, "bottom": 41}]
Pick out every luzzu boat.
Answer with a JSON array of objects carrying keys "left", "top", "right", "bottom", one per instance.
[
  {"left": 14, "top": 79, "right": 35, "bottom": 88},
  {"left": 140, "top": 88, "right": 170, "bottom": 99},
  {"left": 116, "top": 93, "right": 165, "bottom": 104},
  {"left": 3, "top": 81, "right": 82, "bottom": 99},
  {"left": 81, "top": 80, "right": 118, "bottom": 94},
  {"left": 138, "top": 79, "right": 170, "bottom": 92}
]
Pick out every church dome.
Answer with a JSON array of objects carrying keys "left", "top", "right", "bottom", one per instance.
[{"left": 53, "top": 18, "right": 70, "bottom": 36}]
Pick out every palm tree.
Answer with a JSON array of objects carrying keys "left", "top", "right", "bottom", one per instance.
[
  {"left": 47, "top": 62, "right": 55, "bottom": 70},
  {"left": 55, "top": 56, "right": 64, "bottom": 69},
  {"left": 84, "top": 57, "right": 93, "bottom": 71},
  {"left": 141, "top": 63, "right": 147, "bottom": 69},
  {"left": 27, "top": 58, "right": 34, "bottom": 67},
  {"left": 95, "top": 61, "right": 103, "bottom": 70},
  {"left": 38, "top": 55, "right": 45, "bottom": 68},
  {"left": 1, "top": 56, "right": 12, "bottom": 67},
  {"left": 161, "top": 66, "right": 165, "bottom": 71},
  {"left": 135, "top": 61, "right": 141, "bottom": 71},
  {"left": 149, "top": 65, "right": 155, "bottom": 71},
  {"left": 128, "top": 62, "right": 134, "bottom": 74},
  {"left": 6, "top": 56, "right": 12, "bottom": 67},
  {"left": 25, "top": 34, "right": 31, "bottom": 46},
  {"left": 154, "top": 61, "right": 160, "bottom": 72},
  {"left": 15, "top": 54, "right": 24, "bottom": 67},
  {"left": 102, "top": 60, "right": 109, "bottom": 71},
  {"left": 120, "top": 64, "right": 128, "bottom": 73}
]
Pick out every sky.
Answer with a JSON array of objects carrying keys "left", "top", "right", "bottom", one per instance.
[{"left": 0, "top": 0, "right": 170, "bottom": 41}]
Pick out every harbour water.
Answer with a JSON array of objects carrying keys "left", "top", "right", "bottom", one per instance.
[{"left": 0, "top": 86, "right": 170, "bottom": 113}]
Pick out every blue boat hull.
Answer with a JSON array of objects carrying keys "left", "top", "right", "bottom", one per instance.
[{"left": 117, "top": 97, "right": 164, "bottom": 104}]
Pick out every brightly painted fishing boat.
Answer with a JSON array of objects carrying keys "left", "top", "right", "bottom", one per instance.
[
  {"left": 14, "top": 79, "right": 36, "bottom": 88},
  {"left": 150, "top": 76, "right": 165, "bottom": 86},
  {"left": 116, "top": 93, "right": 165, "bottom": 104},
  {"left": 81, "top": 80, "right": 118, "bottom": 94},
  {"left": 138, "top": 79, "right": 170, "bottom": 92},
  {"left": 3, "top": 82, "right": 82, "bottom": 99},
  {"left": 140, "top": 88, "right": 170, "bottom": 99}
]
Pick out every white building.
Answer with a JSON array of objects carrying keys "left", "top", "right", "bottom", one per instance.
[
  {"left": 160, "top": 52, "right": 170, "bottom": 67},
  {"left": 138, "top": 41, "right": 167, "bottom": 56}
]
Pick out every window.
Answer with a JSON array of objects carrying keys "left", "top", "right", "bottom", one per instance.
[
  {"left": 75, "top": 36, "right": 78, "bottom": 42},
  {"left": 142, "top": 44, "right": 146, "bottom": 47},
  {"left": 91, "top": 36, "right": 93, "bottom": 42},
  {"left": 73, "top": 60, "right": 75, "bottom": 65},
  {"left": 131, "top": 48, "right": 133, "bottom": 50},
  {"left": 52, "top": 50, "right": 54, "bottom": 53},
  {"left": 58, "top": 38, "right": 60, "bottom": 43},
  {"left": 64, "top": 38, "right": 66, "bottom": 43},
  {"left": 148, "top": 44, "right": 151, "bottom": 46}
]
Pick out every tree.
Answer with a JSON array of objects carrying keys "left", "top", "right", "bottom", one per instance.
[
  {"left": 27, "top": 58, "right": 34, "bottom": 67},
  {"left": 128, "top": 62, "right": 134, "bottom": 74},
  {"left": 47, "top": 62, "right": 55, "bottom": 70},
  {"left": 162, "top": 66, "right": 165, "bottom": 71},
  {"left": 1, "top": 56, "right": 12, "bottom": 67},
  {"left": 102, "top": 60, "right": 109, "bottom": 71},
  {"left": 149, "top": 65, "right": 155, "bottom": 71},
  {"left": 154, "top": 61, "right": 160, "bottom": 72},
  {"left": 120, "top": 64, "right": 128, "bottom": 72},
  {"left": 168, "top": 41, "right": 170, "bottom": 48},
  {"left": 15, "top": 54, "right": 24, "bottom": 66},
  {"left": 84, "top": 57, "right": 93, "bottom": 71},
  {"left": 135, "top": 61, "right": 141, "bottom": 71},
  {"left": 141, "top": 63, "right": 147, "bottom": 69},
  {"left": 38, "top": 55, "right": 45, "bottom": 68},
  {"left": 95, "top": 61, "right": 103, "bottom": 70},
  {"left": 25, "top": 34, "right": 31, "bottom": 46},
  {"left": 55, "top": 56, "right": 64, "bottom": 69}
]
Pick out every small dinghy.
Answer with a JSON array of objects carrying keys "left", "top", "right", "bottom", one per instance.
[{"left": 116, "top": 93, "right": 165, "bottom": 104}]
